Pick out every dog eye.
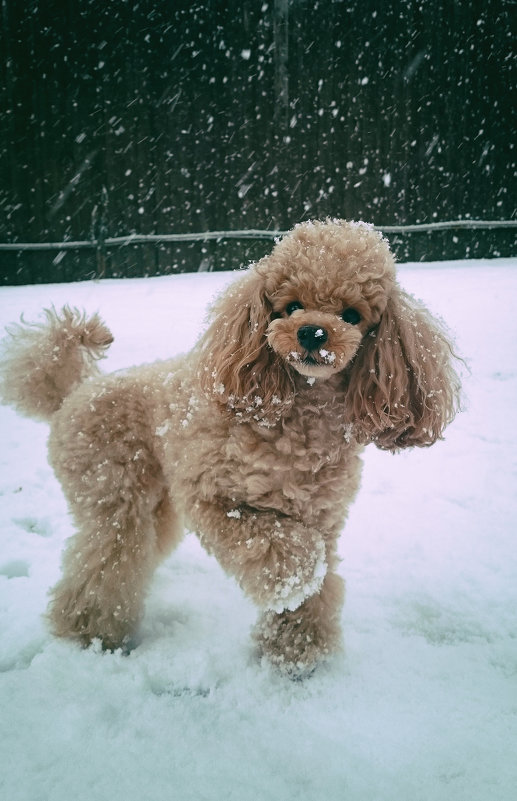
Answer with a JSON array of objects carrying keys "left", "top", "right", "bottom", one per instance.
[
  {"left": 285, "top": 301, "right": 304, "bottom": 315},
  {"left": 341, "top": 308, "right": 361, "bottom": 325}
]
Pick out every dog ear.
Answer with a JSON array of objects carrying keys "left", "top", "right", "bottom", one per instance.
[
  {"left": 345, "top": 286, "right": 461, "bottom": 450},
  {"left": 197, "top": 267, "right": 294, "bottom": 423}
]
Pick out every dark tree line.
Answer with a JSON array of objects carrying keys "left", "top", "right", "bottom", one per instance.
[{"left": 0, "top": 0, "right": 515, "bottom": 284}]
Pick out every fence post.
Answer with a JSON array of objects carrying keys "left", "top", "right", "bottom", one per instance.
[{"left": 91, "top": 186, "right": 108, "bottom": 278}]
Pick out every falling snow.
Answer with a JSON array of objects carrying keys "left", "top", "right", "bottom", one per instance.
[{"left": 0, "top": 3, "right": 514, "bottom": 285}]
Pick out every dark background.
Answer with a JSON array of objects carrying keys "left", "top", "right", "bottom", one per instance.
[{"left": 0, "top": 0, "right": 515, "bottom": 284}]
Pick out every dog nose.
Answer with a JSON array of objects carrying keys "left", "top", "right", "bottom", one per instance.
[{"left": 297, "top": 325, "right": 328, "bottom": 351}]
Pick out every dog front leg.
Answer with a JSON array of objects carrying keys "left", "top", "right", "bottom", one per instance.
[{"left": 190, "top": 500, "right": 328, "bottom": 613}]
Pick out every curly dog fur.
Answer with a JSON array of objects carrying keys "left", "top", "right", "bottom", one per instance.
[{"left": 0, "top": 219, "right": 461, "bottom": 674}]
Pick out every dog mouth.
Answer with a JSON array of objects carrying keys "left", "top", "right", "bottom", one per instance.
[
  {"left": 303, "top": 355, "right": 318, "bottom": 366},
  {"left": 285, "top": 349, "right": 342, "bottom": 380},
  {"left": 289, "top": 349, "right": 338, "bottom": 368}
]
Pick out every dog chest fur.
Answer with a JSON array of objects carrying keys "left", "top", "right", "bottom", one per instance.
[{"left": 147, "top": 364, "right": 362, "bottom": 528}]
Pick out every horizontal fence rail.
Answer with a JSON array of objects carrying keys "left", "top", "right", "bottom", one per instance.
[{"left": 0, "top": 220, "right": 516, "bottom": 252}]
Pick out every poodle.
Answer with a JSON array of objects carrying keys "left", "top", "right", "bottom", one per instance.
[{"left": 0, "top": 219, "right": 461, "bottom": 675}]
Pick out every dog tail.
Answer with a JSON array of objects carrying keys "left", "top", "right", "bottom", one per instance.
[{"left": 0, "top": 306, "right": 113, "bottom": 421}]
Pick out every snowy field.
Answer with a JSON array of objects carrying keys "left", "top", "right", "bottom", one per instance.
[{"left": 0, "top": 257, "right": 516, "bottom": 801}]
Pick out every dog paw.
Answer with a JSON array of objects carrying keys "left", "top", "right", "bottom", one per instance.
[
  {"left": 253, "top": 609, "right": 336, "bottom": 677},
  {"left": 47, "top": 582, "right": 137, "bottom": 651},
  {"left": 253, "top": 609, "right": 329, "bottom": 678}
]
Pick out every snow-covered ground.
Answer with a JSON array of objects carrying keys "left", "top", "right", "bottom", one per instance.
[{"left": 0, "top": 258, "right": 516, "bottom": 801}]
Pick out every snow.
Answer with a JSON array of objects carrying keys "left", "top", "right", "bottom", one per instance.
[{"left": 1, "top": 258, "right": 516, "bottom": 801}]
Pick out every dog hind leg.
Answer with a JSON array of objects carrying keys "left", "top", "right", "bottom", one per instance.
[{"left": 47, "top": 382, "right": 178, "bottom": 649}]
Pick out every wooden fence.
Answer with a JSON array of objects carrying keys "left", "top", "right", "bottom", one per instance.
[{"left": 0, "top": 0, "right": 515, "bottom": 284}]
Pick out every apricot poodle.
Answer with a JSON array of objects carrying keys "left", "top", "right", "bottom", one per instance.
[{"left": 0, "top": 219, "right": 461, "bottom": 675}]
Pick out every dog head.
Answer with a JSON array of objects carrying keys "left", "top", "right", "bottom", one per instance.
[
  {"left": 262, "top": 219, "right": 394, "bottom": 381},
  {"left": 198, "top": 219, "right": 460, "bottom": 449}
]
